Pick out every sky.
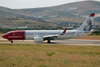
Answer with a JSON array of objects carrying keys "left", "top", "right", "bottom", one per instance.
[{"left": 0, "top": 0, "right": 99, "bottom": 9}]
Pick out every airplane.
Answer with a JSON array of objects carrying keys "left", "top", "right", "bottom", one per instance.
[{"left": 2, "top": 13, "right": 95, "bottom": 43}]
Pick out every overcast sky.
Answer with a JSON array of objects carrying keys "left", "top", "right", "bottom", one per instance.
[{"left": 0, "top": 0, "right": 99, "bottom": 9}]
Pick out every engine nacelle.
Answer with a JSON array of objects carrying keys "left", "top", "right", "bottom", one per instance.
[{"left": 34, "top": 37, "right": 43, "bottom": 42}]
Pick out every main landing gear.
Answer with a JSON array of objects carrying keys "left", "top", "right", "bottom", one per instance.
[
  {"left": 11, "top": 40, "right": 13, "bottom": 43},
  {"left": 47, "top": 40, "right": 51, "bottom": 43}
]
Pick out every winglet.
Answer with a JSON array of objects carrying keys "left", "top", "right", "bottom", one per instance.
[
  {"left": 61, "top": 28, "right": 67, "bottom": 35},
  {"left": 89, "top": 13, "right": 95, "bottom": 17}
]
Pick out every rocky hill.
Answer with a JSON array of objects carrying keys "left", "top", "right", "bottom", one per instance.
[
  {"left": 0, "top": 17, "right": 59, "bottom": 29},
  {"left": 0, "top": 1, "right": 100, "bottom": 28}
]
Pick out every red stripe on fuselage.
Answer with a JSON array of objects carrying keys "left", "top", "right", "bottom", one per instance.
[{"left": 2, "top": 30, "right": 25, "bottom": 40}]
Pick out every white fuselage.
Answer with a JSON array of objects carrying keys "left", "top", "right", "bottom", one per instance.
[{"left": 25, "top": 30, "right": 90, "bottom": 40}]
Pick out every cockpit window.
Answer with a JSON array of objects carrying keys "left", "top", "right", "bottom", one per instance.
[{"left": 6, "top": 33, "right": 9, "bottom": 35}]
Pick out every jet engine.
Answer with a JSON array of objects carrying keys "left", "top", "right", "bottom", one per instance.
[{"left": 34, "top": 37, "right": 43, "bottom": 42}]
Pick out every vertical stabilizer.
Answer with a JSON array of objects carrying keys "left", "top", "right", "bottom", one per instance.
[{"left": 76, "top": 13, "right": 95, "bottom": 31}]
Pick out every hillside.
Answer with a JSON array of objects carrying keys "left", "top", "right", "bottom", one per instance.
[
  {"left": 0, "top": 17, "right": 59, "bottom": 28},
  {"left": 16, "top": 1, "right": 100, "bottom": 25},
  {"left": 0, "top": 1, "right": 100, "bottom": 28}
]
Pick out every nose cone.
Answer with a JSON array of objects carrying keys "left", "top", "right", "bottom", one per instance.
[{"left": 2, "top": 34, "right": 7, "bottom": 39}]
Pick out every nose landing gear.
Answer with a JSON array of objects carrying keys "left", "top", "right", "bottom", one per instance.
[{"left": 11, "top": 40, "right": 13, "bottom": 43}]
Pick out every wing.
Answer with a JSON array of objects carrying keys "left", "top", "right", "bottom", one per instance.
[
  {"left": 43, "top": 34, "right": 59, "bottom": 40},
  {"left": 42, "top": 28, "right": 67, "bottom": 40}
]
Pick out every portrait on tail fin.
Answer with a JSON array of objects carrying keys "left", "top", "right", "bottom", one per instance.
[{"left": 83, "top": 18, "right": 92, "bottom": 31}]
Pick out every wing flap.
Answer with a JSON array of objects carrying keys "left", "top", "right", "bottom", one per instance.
[{"left": 43, "top": 35, "right": 59, "bottom": 40}]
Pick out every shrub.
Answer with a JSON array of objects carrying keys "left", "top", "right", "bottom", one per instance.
[{"left": 46, "top": 51, "right": 55, "bottom": 56}]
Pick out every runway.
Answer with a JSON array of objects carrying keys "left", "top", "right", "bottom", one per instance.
[{"left": 0, "top": 36, "right": 100, "bottom": 46}]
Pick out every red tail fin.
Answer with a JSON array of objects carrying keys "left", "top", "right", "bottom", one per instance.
[{"left": 90, "top": 13, "right": 95, "bottom": 17}]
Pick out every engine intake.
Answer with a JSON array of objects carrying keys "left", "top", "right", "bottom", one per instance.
[{"left": 34, "top": 37, "right": 43, "bottom": 42}]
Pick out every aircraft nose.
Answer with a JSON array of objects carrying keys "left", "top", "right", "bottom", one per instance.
[{"left": 2, "top": 34, "right": 7, "bottom": 39}]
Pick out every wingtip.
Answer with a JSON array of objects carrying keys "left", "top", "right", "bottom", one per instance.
[
  {"left": 61, "top": 28, "right": 67, "bottom": 35},
  {"left": 63, "top": 28, "right": 67, "bottom": 33}
]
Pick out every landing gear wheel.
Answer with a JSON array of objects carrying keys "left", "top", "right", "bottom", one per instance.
[
  {"left": 48, "top": 40, "right": 51, "bottom": 43},
  {"left": 11, "top": 40, "right": 13, "bottom": 43}
]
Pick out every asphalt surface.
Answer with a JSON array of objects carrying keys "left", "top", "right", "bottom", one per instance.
[
  {"left": 0, "top": 37, "right": 2, "bottom": 39},
  {"left": 0, "top": 37, "right": 100, "bottom": 46}
]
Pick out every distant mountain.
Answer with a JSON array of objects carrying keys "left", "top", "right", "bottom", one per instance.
[
  {"left": 0, "top": 17, "right": 59, "bottom": 29},
  {"left": 0, "top": 1, "right": 100, "bottom": 28}
]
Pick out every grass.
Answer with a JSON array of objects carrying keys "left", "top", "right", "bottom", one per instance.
[
  {"left": 0, "top": 43, "right": 100, "bottom": 67},
  {"left": 46, "top": 51, "right": 55, "bottom": 56},
  {"left": 0, "top": 33, "right": 3, "bottom": 37}
]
